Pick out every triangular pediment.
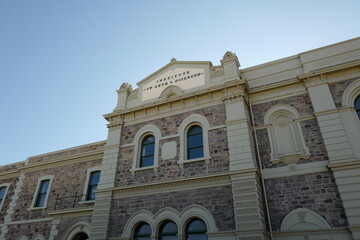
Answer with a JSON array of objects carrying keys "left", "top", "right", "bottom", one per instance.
[{"left": 137, "top": 60, "right": 212, "bottom": 101}]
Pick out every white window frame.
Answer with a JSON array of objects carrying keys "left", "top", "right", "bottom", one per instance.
[
  {"left": 130, "top": 124, "right": 161, "bottom": 175},
  {"left": 29, "top": 175, "right": 54, "bottom": 210},
  {"left": 0, "top": 183, "right": 10, "bottom": 210},
  {"left": 178, "top": 114, "right": 211, "bottom": 167},
  {"left": 80, "top": 166, "right": 102, "bottom": 203}
]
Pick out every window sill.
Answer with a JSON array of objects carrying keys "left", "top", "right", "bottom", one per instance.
[
  {"left": 27, "top": 206, "right": 46, "bottom": 211},
  {"left": 78, "top": 200, "right": 95, "bottom": 205},
  {"left": 130, "top": 166, "right": 158, "bottom": 175},
  {"left": 178, "top": 157, "right": 211, "bottom": 168}
]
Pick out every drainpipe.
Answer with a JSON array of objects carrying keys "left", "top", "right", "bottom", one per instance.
[{"left": 249, "top": 100, "right": 274, "bottom": 240}]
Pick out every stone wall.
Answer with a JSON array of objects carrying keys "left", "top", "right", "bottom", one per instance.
[
  {"left": 328, "top": 78, "right": 357, "bottom": 108},
  {"left": 0, "top": 177, "right": 18, "bottom": 224},
  {"left": 108, "top": 185, "right": 235, "bottom": 238},
  {"left": 265, "top": 171, "right": 347, "bottom": 231},
  {"left": 116, "top": 104, "right": 229, "bottom": 186},
  {"left": 12, "top": 159, "right": 102, "bottom": 222},
  {"left": 252, "top": 94, "right": 328, "bottom": 168},
  {"left": 54, "top": 215, "right": 92, "bottom": 240},
  {"left": 6, "top": 220, "right": 52, "bottom": 240}
]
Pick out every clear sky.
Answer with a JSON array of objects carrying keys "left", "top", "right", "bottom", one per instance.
[{"left": 1, "top": 0, "right": 359, "bottom": 166}]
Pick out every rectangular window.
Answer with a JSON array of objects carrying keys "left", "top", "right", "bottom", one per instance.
[
  {"left": 86, "top": 171, "right": 100, "bottom": 201},
  {"left": 35, "top": 179, "right": 50, "bottom": 207},
  {"left": 0, "top": 187, "right": 7, "bottom": 206}
]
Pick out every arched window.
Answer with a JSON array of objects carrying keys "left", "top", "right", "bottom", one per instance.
[
  {"left": 185, "top": 219, "right": 208, "bottom": 240},
  {"left": 140, "top": 135, "right": 155, "bottom": 167},
  {"left": 159, "top": 221, "right": 178, "bottom": 240},
  {"left": 134, "top": 222, "right": 151, "bottom": 240},
  {"left": 187, "top": 125, "right": 204, "bottom": 160},
  {"left": 355, "top": 95, "right": 360, "bottom": 119}
]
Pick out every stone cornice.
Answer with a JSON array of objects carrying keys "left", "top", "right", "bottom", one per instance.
[
  {"left": 298, "top": 59, "right": 360, "bottom": 80},
  {"left": 328, "top": 160, "right": 360, "bottom": 171},
  {"left": 17, "top": 151, "right": 104, "bottom": 173},
  {"left": 97, "top": 169, "right": 258, "bottom": 198},
  {"left": 104, "top": 79, "right": 246, "bottom": 122},
  {"left": 48, "top": 207, "right": 94, "bottom": 217},
  {"left": 0, "top": 169, "right": 20, "bottom": 180}
]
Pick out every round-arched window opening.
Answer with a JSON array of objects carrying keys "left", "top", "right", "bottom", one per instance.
[
  {"left": 187, "top": 125, "right": 204, "bottom": 160},
  {"left": 185, "top": 218, "right": 208, "bottom": 240},
  {"left": 133, "top": 222, "right": 151, "bottom": 240},
  {"left": 355, "top": 95, "right": 360, "bottom": 119},
  {"left": 159, "top": 221, "right": 178, "bottom": 240},
  {"left": 71, "top": 232, "right": 89, "bottom": 240},
  {"left": 140, "top": 135, "right": 155, "bottom": 167}
]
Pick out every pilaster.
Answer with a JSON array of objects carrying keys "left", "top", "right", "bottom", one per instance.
[
  {"left": 223, "top": 89, "right": 257, "bottom": 171},
  {"left": 303, "top": 75, "right": 360, "bottom": 239},
  {"left": 230, "top": 171, "right": 268, "bottom": 240},
  {"left": 90, "top": 120, "right": 123, "bottom": 240}
]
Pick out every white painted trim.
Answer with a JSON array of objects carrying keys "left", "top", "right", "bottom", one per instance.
[
  {"left": 61, "top": 221, "right": 91, "bottom": 240},
  {"left": 262, "top": 161, "right": 328, "bottom": 179},
  {"left": 121, "top": 205, "right": 218, "bottom": 238},
  {"left": 0, "top": 183, "right": 10, "bottom": 210},
  {"left": 264, "top": 104, "right": 310, "bottom": 165},
  {"left": 131, "top": 124, "right": 162, "bottom": 174},
  {"left": 281, "top": 208, "right": 331, "bottom": 231},
  {"left": 31, "top": 234, "right": 45, "bottom": 240},
  {"left": 341, "top": 78, "right": 360, "bottom": 108},
  {"left": 178, "top": 114, "right": 211, "bottom": 167},
  {"left": 81, "top": 166, "right": 102, "bottom": 201},
  {"left": 28, "top": 175, "right": 54, "bottom": 210}
]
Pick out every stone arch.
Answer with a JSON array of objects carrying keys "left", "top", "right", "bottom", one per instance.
[
  {"left": 131, "top": 124, "right": 162, "bottom": 173},
  {"left": 178, "top": 114, "right": 211, "bottom": 166},
  {"left": 31, "top": 235, "right": 45, "bottom": 240},
  {"left": 264, "top": 104, "right": 310, "bottom": 165},
  {"left": 18, "top": 236, "right": 28, "bottom": 240},
  {"left": 281, "top": 208, "right": 331, "bottom": 231},
  {"left": 341, "top": 78, "right": 360, "bottom": 108},
  {"left": 153, "top": 207, "right": 182, "bottom": 235},
  {"left": 61, "top": 221, "right": 91, "bottom": 240},
  {"left": 159, "top": 85, "right": 183, "bottom": 100},
  {"left": 180, "top": 204, "right": 218, "bottom": 233},
  {"left": 121, "top": 209, "right": 154, "bottom": 238}
]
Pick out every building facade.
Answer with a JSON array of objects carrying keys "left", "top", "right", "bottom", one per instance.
[{"left": 1, "top": 37, "right": 360, "bottom": 240}]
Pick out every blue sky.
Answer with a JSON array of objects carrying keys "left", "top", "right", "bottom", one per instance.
[{"left": 1, "top": 0, "right": 359, "bottom": 166}]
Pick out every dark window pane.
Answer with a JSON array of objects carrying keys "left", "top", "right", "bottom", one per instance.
[
  {"left": 188, "top": 135, "right": 203, "bottom": 148},
  {"left": 140, "top": 156, "right": 154, "bottom": 167},
  {"left": 87, "top": 171, "right": 100, "bottom": 200},
  {"left": 188, "top": 126, "right": 202, "bottom": 135},
  {"left": 140, "top": 135, "right": 155, "bottom": 167},
  {"left": 187, "top": 126, "right": 204, "bottom": 160},
  {"left": 35, "top": 180, "right": 50, "bottom": 207},
  {"left": 188, "top": 147, "right": 204, "bottom": 159},
  {"left": 142, "top": 144, "right": 155, "bottom": 156},
  {"left": 134, "top": 223, "right": 151, "bottom": 240},
  {"left": 0, "top": 187, "right": 6, "bottom": 203},
  {"left": 186, "top": 219, "right": 207, "bottom": 240},
  {"left": 355, "top": 95, "right": 360, "bottom": 119},
  {"left": 160, "top": 236, "right": 178, "bottom": 240},
  {"left": 159, "top": 221, "right": 178, "bottom": 240}
]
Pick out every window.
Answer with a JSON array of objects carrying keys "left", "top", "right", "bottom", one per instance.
[
  {"left": 159, "top": 221, "right": 178, "bottom": 240},
  {"left": 35, "top": 180, "right": 50, "bottom": 207},
  {"left": 187, "top": 125, "right": 204, "bottom": 160},
  {"left": 86, "top": 171, "right": 100, "bottom": 201},
  {"left": 140, "top": 135, "right": 155, "bottom": 167},
  {"left": 134, "top": 222, "right": 151, "bottom": 240},
  {"left": 29, "top": 175, "right": 54, "bottom": 210},
  {"left": 0, "top": 186, "right": 7, "bottom": 206},
  {"left": 355, "top": 95, "right": 360, "bottom": 119},
  {"left": 185, "top": 219, "right": 208, "bottom": 240}
]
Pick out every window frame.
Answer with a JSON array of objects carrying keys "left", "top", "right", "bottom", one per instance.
[
  {"left": 133, "top": 222, "right": 152, "bottom": 240},
  {"left": 81, "top": 166, "right": 102, "bottom": 203},
  {"left": 0, "top": 183, "right": 10, "bottom": 210},
  {"left": 140, "top": 134, "right": 155, "bottom": 168},
  {"left": 355, "top": 95, "right": 360, "bottom": 119},
  {"left": 29, "top": 175, "right": 54, "bottom": 210},
  {"left": 178, "top": 114, "right": 211, "bottom": 167},
  {"left": 185, "top": 218, "right": 208, "bottom": 240},
  {"left": 158, "top": 221, "right": 178, "bottom": 239},
  {"left": 186, "top": 125, "right": 204, "bottom": 160},
  {"left": 130, "top": 124, "right": 161, "bottom": 175}
]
